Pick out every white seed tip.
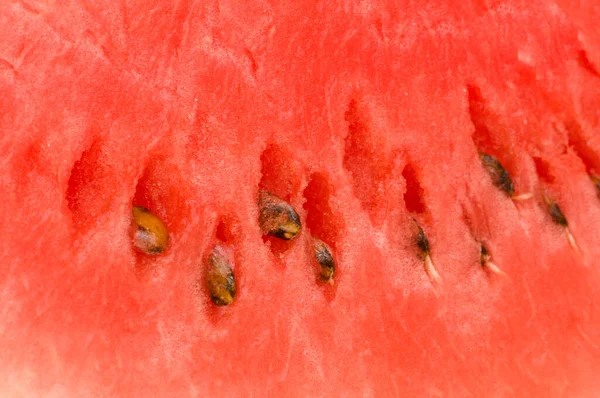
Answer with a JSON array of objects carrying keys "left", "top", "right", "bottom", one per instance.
[
  {"left": 424, "top": 255, "right": 443, "bottom": 286},
  {"left": 566, "top": 228, "right": 582, "bottom": 258},
  {"left": 328, "top": 278, "right": 335, "bottom": 286},
  {"left": 512, "top": 192, "right": 533, "bottom": 201},
  {"left": 541, "top": 191, "right": 552, "bottom": 205},
  {"left": 484, "top": 260, "right": 509, "bottom": 279}
]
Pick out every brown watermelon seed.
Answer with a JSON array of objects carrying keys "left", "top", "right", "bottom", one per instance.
[
  {"left": 414, "top": 222, "right": 442, "bottom": 286},
  {"left": 313, "top": 238, "right": 335, "bottom": 285},
  {"left": 131, "top": 206, "right": 169, "bottom": 255},
  {"left": 544, "top": 197, "right": 568, "bottom": 227},
  {"left": 541, "top": 193, "right": 582, "bottom": 257},
  {"left": 415, "top": 224, "right": 430, "bottom": 257},
  {"left": 480, "top": 244, "right": 508, "bottom": 278},
  {"left": 591, "top": 175, "right": 600, "bottom": 197},
  {"left": 207, "top": 249, "right": 237, "bottom": 306},
  {"left": 479, "top": 152, "right": 514, "bottom": 195},
  {"left": 479, "top": 152, "right": 532, "bottom": 200},
  {"left": 258, "top": 190, "right": 301, "bottom": 240}
]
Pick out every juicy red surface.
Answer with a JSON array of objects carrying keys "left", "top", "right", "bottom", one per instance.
[{"left": 1, "top": 0, "right": 600, "bottom": 396}]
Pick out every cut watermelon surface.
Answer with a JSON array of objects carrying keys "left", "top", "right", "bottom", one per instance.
[{"left": 2, "top": 0, "right": 600, "bottom": 396}]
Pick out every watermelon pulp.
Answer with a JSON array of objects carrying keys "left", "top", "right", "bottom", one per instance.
[{"left": 1, "top": 0, "right": 600, "bottom": 396}]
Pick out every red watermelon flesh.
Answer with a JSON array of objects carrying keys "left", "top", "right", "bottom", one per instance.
[{"left": 1, "top": 0, "right": 600, "bottom": 396}]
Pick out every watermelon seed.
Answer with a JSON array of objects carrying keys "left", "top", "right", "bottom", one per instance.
[
  {"left": 258, "top": 190, "right": 301, "bottom": 240},
  {"left": 207, "top": 248, "right": 237, "bottom": 306},
  {"left": 541, "top": 193, "right": 582, "bottom": 257},
  {"left": 547, "top": 202, "right": 568, "bottom": 227},
  {"left": 415, "top": 224, "right": 430, "bottom": 255},
  {"left": 479, "top": 152, "right": 531, "bottom": 200},
  {"left": 414, "top": 223, "right": 442, "bottom": 286},
  {"left": 480, "top": 244, "right": 508, "bottom": 278},
  {"left": 591, "top": 175, "right": 600, "bottom": 197},
  {"left": 313, "top": 238, "right": 335, "bottom": 285},
  {"left": 131, "top": 206, "right": 169, "bottom": 255},
  {"left": 479, "top": 152, "right": 514, "bottom": 195},
  {"left": 541, "top": 192, "right": 568, "bottom": 227}
]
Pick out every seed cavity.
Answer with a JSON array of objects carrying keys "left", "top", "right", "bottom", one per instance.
[
  {"left": 207, "top": 248, "right": 237, "bottom": 306},
  {"left": 66, "top": 140, "right": 103, "bottom": 232},
  {"left": 542, "top": 193, "right": 581, "bottom": 257},
  {"left": 258, "top": 190, "right": 301, "bottom": 240},
  {"left": 343, "top": 97, "right": 396, "bottom": 225},
  {"left": 131, "top": 206, "right": 169, "bottom": 255},
  {"left": 402, "top": 162, "right": 426, "bottom": 214},
  {"left": 313, "top": 238, "right": 335, "bottom": 285},
  {"left": 414, "top": 222, "right": 442, "bottom": 286},
  {"left": 480, "top": 244, "right": 508, "bottom": 278},
  {"left": 479, "top": 152, "right": 531, "bottom": 200}
]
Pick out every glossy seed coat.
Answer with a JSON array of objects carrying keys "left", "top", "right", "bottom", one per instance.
[
  {"left": 548, "top": 202, "right": 568, "bottom": 227},
  {"left": 207, "top": 249, "right": 237, "bottom": 306},
  {"left": 479, "top": 152, "right": 515, "bottom": 196},
  {"left": 542, "top": 193, "right": 568, "bottom": 227},
  {"left": 258, "top": 190, "right": 301, "bottom": 240},
  {"left": 313, "top": 238, "right": 335, "bottom": 284},
  {"left": 131, "top": 206, "right": 169, "bottom": 255},
  {"left": 413, "top": 222, "right": 442, "bottom": 285}
]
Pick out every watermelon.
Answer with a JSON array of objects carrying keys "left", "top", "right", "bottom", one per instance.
[{"left": 2, "top": 0, "right": 600, "bottom": 396}]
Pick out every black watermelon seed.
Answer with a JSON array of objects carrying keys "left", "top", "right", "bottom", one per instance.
[
  {"left": 479, "top": 152, "right": 515, "bottom": 196},
  {"left": 258, "top": 190, "right": 302, "bottom": 240}
]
